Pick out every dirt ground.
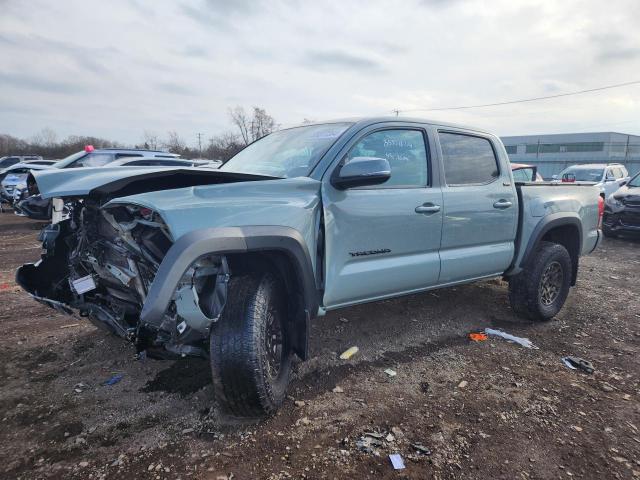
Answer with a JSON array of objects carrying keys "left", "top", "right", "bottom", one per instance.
[{"left": 0, "top": 210, "right": 638, "bottom": 480}]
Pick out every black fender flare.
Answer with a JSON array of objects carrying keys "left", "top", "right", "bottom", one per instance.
[
  {"left": 518, "top": 213, "right": 583, "bottom": 284},
  {"left": 139, "top": 226, "right": 318, "bottom": 358}
]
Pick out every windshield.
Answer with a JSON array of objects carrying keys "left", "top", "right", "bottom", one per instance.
[
  {"left": 560, "top": 167, "right": 603, "bottom": 182},
  {"left": 628, "top": 172, "right": 640, "bottom": 187},
  {"left": 55, "top": 151, "right": 88, "bottom": 168},
  {"left": 220, "top": 123, "right": 352, "bottom": 177}
]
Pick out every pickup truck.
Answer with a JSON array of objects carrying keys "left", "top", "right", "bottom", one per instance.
[{"left": 17, "top": 117, "right": 602, "bottom": 417}]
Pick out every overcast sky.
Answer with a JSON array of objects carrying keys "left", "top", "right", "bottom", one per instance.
[{"left": 1, "top": 0, "right": 639, "bottom": 147}]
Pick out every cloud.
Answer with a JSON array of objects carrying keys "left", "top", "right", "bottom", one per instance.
[
  {"left": 0, "top": 72, "right": 85, "bottom": 94},
  {"left": 0, "top": 0, "right": 640, "bottom": 144},
  {"left": 180, "top": 0, "right": 259, "bottom": 30},
  {"left": 591, "top": 32, "right": 640, "bottom": 63},
  {"left": 156, "top": 82, "right": 196, "bottom": 96},
  {"left": 302, "top": 50, "right": 385, "bottom": 73}
]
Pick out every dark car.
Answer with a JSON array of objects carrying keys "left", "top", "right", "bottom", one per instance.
[
  {"left": 14, "top": 147, "right": 179, "bottom": 219},
  {"left": 0, "top": 155, "right": 43, "bottom": 169},
  {"left": 602, "top": 172, "right": 640, "bottom": 237}
]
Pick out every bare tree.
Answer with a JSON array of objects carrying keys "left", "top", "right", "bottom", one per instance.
[
  {"left": 142, "top": 131, "right": 161, "bottom": 150},
  {"left": 229, "top": 106, "right": 251, "bottom": 145},
  {"left": 164, "top": 131, "right": 186, "bottom": 153},
  {"left": 31, "top": 127, "right": 58, "bottom": 148},
  {"left": 250, "top": 107, "right": 276, "bottom": 141},
  {"left": 206, "top": 131, "right": 243, "bottom": 161},
  {"left": 229, "top": 106, "right": 276, "bottom": 146}
]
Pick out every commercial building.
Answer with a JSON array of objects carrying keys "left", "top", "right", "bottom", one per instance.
[{"left": 500, "top": 132, "right": 640, "bottom": 179}]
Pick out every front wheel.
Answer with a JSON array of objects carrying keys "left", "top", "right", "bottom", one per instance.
[
  {"left": 210, "top": 270, "right": 292, "bottom": 417},
  {"left": 508, "top": 241, "right": 572, "bottom": 321}
]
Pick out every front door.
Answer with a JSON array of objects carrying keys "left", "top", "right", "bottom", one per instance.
[{"left": 322, "top": 126, "right": 443, "bottom": 309}]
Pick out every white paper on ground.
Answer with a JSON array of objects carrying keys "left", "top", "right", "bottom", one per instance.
[
  {"left": 484, "top": 328, "right": 538, "bottom": 349},
  {"left": 389, "top": 453, "right": 405, "bottom": 470}
]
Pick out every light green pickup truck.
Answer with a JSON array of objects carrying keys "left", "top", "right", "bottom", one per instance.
[{"left": 17, "top": 117, "right": 602, "bottom": 416}]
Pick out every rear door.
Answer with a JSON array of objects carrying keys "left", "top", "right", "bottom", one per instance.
[
  {"left": 322, "top": 124, "right": 443, "bottom": 308},
  {"left": 436, "top": 130, "right": 517, "bottom": 283}
]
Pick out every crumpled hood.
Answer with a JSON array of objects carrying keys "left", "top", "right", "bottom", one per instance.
[
  {"left": 30, "top": 166, "right": 276, "bottom": 199},
  {"left": 105, "top": 177, "right": 322, "bottom": 241}
]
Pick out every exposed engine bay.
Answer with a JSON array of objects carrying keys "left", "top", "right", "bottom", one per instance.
[{"left": 17, "top": 199, "right": 228, "bottom": 358}]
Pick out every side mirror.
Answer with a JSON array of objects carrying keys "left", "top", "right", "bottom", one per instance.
[
  {"left": 332, "top": 157, "right": 391, "bottom": 190},
  {"left": 620, "top": 180, "right": 627, "bottom": 187}
]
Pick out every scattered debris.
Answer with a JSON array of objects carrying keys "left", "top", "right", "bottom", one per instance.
[
  {"left": 339, "top": 346, "right": 359, "bottom": 360},
  {"left": 332, "top": 386, "right": 344, "bottom": 393},
  {"left": 384, "top": 368, "right": 397, "bottom": 377},
  {"left": 103, "top": 374, "right": 124, "bottom": 386},
  {"left": 572, "top": 425, "right": 583, "bottom": 432},
  {"left": 385, "top": 433, "right": 395, "bottom": 442},
  {"left": 356, "top": 432, "right": 384, "bottom": 454},
  {"left": 600, "top": 382, "right": 615, "bottom": 393},
  {"left": 485, "top": 328, "right": 538, "bottom": 349},
  {"left": 561, "top": 356, "right": 594, "bottom": 374},
  {"left": 469, "top": 332, "right": 488, "bottom": 342},
  {"left": 73, "top": 383, "right": 88, "bottom": 393},
  {"left": 294, "top": 400, "right": 305, "bottom": 407},
  {"left": 411, "top": 443, "right": 432, "bottom": 455},
  {"left": 60, "top": 323, "right": 81, "bottom": 329},
  {"left": 457, "top": 380, "right": 468, "bottom": 388},
  {"left": 389, "top": 453, "right": 405, "bottom": 470},
  {"left": 339, "top": 317, "right": 349, "bottom": 323},
  {"left": 181, "top": 428, "right": 194, "bottom": 435}
]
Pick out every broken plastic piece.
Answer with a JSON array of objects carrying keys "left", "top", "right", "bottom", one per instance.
[
  {"left": 469, "top": 332, "right": 488, "bottom": 341},
  {"left": 389, "top": 453, "right": 405, "bottom": 470},
  {"left": 384, "top": 368, "right": 397, "bottom": 377},
  {"left": 339, "top": 346, "right": 359, "bottom": 360},
  {"left": 412, "top": 443, "right": 432, "bottom": 455},
  {"left": 103, "top": 374, "right": 123, "bottom": 386},
  {"left": 561, "top": 356, "right": 594, "bottom": 374},
  {"left": 484, "top": 328, "right": 538, "bottom": 349}
]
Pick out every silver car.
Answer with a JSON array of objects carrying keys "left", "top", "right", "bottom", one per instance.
[
  {"left": 553, "top": 163, "right": 630, "bottom": 198},
  {"left": 0, "top": 162, "right": 52, "bottom": 204}
]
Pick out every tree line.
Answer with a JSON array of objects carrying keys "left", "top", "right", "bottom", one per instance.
[{"left": 0, "top": 106, "right": 277, "bottom": 162}]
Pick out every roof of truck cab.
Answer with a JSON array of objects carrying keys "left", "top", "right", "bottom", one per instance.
[{"left": 290, "top": 116, "right": 493, "bottom": 135}]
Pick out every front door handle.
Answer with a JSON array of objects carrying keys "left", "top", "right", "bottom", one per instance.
[
  {"left": 415, "top": 203, "right": 441, "bottom": 214},
  {"left": 493, "top": 199, "right": 513, "bottom": 209}
]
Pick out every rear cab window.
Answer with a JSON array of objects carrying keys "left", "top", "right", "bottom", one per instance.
[{"left": 438, "top": 132, "right": 499, "bottom": 185}]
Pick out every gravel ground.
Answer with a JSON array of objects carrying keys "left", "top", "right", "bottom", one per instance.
[{"left": 0, "top": 210, "right": 639, "bottom": 480}]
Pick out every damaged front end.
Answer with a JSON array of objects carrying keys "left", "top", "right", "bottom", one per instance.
[{"left": 17, "top": 200, "right": 229, "bottom": 358}]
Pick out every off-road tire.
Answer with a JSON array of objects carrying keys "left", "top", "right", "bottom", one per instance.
[
  {"left": 508, "top": 241, "right": 572, "bottom": 321},
  {"left": 210, "top": 270, "right": 292, "bottom": 417}
]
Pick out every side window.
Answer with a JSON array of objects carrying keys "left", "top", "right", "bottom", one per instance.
[
  {"left": 439, "top": 132, "right": 500, "bottom": 185},
  {"left": 76, "top": 153, "right": 114, "bottom": 167},
  {"left": 115, "top": 153, "right": 143, "bottom": 160},
  {"left": 612, "top": 167, "right": 624, "bottom": 179},
  {"left": 512, "top": 168, "right": 533, "bottom": 182},
  {"left": 345, "top": 129, "right": 428, "bottom": 188}
]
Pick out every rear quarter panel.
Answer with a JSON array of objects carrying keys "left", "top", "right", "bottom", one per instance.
[{"left": 511, "top": 183, "right": 601, "bottom": 273}]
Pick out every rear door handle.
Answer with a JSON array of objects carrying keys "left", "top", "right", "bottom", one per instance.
[
  {"left": 493, "top": 199, "right": 513, "bottom": 209},
  {"left": 415, "top": 203, "right": 441, "bottom": 214}
]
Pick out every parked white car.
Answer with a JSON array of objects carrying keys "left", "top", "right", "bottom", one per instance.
[{"left": 553, "top": 163, "right": 630, "bottom": 198}]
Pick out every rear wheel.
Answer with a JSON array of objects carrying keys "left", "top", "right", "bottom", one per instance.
[
  {"left": 210, "top": 270, "right": 292, "bottom": 417},
  {"left": 508, "top": 241, "right": 572, "bottom": 321}
]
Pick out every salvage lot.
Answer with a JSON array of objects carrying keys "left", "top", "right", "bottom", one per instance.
[{"left": 0, "top": 212, "right": 638, "bottom": 480}]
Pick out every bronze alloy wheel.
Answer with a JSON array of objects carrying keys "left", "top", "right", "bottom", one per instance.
[{"left": 539, "top": 260, "right": 563, "bottom": 306}]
